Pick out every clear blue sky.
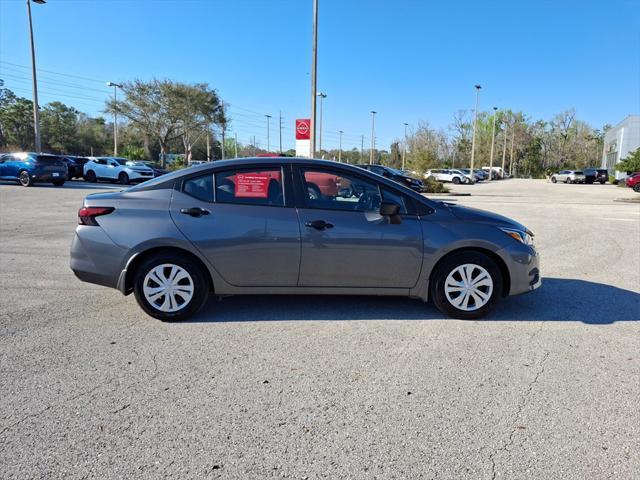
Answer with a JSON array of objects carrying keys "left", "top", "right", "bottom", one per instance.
[{"left": 1, "top": 0, "right": 639, "bottom": 151}]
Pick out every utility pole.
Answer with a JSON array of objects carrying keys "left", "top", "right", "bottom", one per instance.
[
  {"left": 501, "top": 124, "right": 508, "bottom": 177},
  {"left": 205, "top": 124, "right": 210, "bottom": 161},
  {"left": 470, "top": 85, "right": 481, "bottom": 182},
  {"left": 361, "top": 135, "right": 364, "bottom": 163},
  {"left": 402, "top": 122, "right": 409, "bottom": 170},
  {"left": 509, "top": 125, "right": 515, "bottom": 177},
  {"left": 279, "top": 111, "right": 283, "bottom": 154},
  {"left": 221, "top": 127, "right": 226, "bottom": 160},
  {"left": 27, "top": 0, "right": 46, "bottom": 153},
  {"left": 310, "top": 0, "right": 318, "bottom": 157},
  {"left": 253, "top": 135, "right": 257, "bottom": 155},
  {"left": 370, "top": 111, "right": 377, "bottom": 165},
  {"left": 338, "top": 130, "right": 343, "bottom": 162},
  {"left": 265, "top": 114, "right": 272, "bottom": 152},
  {"left": 488, "top": 106, "right": 498, "bottom": 181},
  {"left": 317, "top": 92, "right": 326, "bottom": 154},
  {"left": 234, "top": 133, "right": 238, "bottom": 158},
  {"left": 106, "top": 82, "right": 122, "bottom": 156}
]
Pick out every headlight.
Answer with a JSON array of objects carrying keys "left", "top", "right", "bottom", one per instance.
[{"left": 500, "top": 227, "right": 534, "bottom": 246}]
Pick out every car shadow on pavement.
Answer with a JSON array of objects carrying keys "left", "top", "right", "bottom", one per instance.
[{"left": 187, "top": 278, "right": 639, "bottom": 324}]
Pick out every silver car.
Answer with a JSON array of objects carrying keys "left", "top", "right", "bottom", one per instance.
[
  {"left": 70, "top": 158, "right": 541, "bottom": 321},
  {"left": 551, "top": 170, "right": 585, "bottom": 184}
]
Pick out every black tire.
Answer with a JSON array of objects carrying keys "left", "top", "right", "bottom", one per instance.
[
  {"left": 565, "top": 178, "right": 571, "bottom": 184},
  {"left": 551, "top": 176, "right": 557, "bottom": 183},
  {"left": 633, "top": 184, "right": 640, "bottom": 193},
  {"left": 307, "top": 183, "right": 322, "bottom": 200},
  {"left": 430, "top": 251, "right": 503, "bottom": 320},
  {"left": 85, "top": 170, "right": 97, "bottom": 183},
  {"left": 452, "top": 176, "right": 461, "bottom": 184},
  {"left": 18, "top": 170, "right": 33, "bottom": 187},
  {"left": 599, "top": 180, "right": 606, "bottom": 184},
  {"left": 52, "top": 180, "right": 65, "bottom": 187},
  {"left": 118, "top": 172, "right": 129, "bottom": 185},
  {"left": 133, "top": 253, "right": 210, "bottom": 321}
]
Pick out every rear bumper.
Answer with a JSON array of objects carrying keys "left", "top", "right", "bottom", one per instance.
[{"left": 70, "top": 226, "right": 128, "bottom": 290}]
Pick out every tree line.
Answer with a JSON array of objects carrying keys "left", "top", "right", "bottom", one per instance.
[{"left": 0, "top": 78, "right": 613, "bottom": 175}]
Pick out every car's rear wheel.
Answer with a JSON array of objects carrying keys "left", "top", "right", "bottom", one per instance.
[
  {"left": 85, "top": 170, "right": 97, "bottom": 183},
  {"left": 119, "top": 172, "right": 129, "bottom": 185},
  {"left": 307, "top": 183, "right": 321, "bottom": 200},
  {"left": 634, "top": 184, "right": 640, "bottom": 193},
  {"left": 431, "top": 251, "right": 503, "bottom": 320},
  {"left": 18, "top": 171, "right": 33, "bottom": 187},
  {"left": 565, "top": 178, "right": 571, "bottom": 184},
  {"left": 452, "top": 177, "right": 461, "bottom": 184},
  {"left": 133, "top": 253, "right": 209, "bottom": 321},
  {"left": 53, "top": 180, "right": 65, "bottom": 187},
  {"left": 551, "top": 176, "right": 557, "bottom": 183}
]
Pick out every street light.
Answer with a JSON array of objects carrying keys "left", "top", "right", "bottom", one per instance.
[
  {"left": 265, "top": 114, "right": 272, "bottom": 152},
  {"left": 317, "top": 92, "right": 326, "bottom": 154},
  {"left": 27, "top": 0, "right": 46, "bottom": 153},
  {"left": 402, "top": 122, "right": 409, "bottom": 170},
  {"left": 310, "top": 0, "right": 318, "bottom": 158},
  {"left": 370, "top": 111, "right": 377, "bottom": 165},
  {"left": 470, "top": 85, "right": 482, "bottom": 183},
  {"left": 488, "top": 106, "right": 498, "bottom": 181},
  {"left": 338, "top": 130, "right": 343, "bottom": 162},
  {"left": 107, "top": 82, "right": 122, "bottom": 156}
]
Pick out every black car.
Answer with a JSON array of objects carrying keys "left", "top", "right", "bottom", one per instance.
[
  {"left": 583, "top": 168, "right": 608, "bottom": 184},
  {"left": 61, "top": 156, "right": 90, "bottom": 179},
  {"left": 142, "top": 162, "right": 169, "bottom": 177},
  {"left": 356, "top": 164, "right": 424, "bottom": 192}
]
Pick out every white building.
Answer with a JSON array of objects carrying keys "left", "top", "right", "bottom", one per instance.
[{"left": 601, "top": 115, "right": 640, "bottom": 179}]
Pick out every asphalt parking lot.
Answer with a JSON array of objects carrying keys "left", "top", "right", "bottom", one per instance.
[{"left": 1, "top": 178, "right": 639, "bottom": 479}]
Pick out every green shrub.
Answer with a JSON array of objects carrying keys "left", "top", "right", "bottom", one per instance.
[{"left": 423, "top": 176, "right": 449, "bottom": 193}]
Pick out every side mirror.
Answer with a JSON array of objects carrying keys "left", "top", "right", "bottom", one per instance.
[{"left": 379, "top": 201, "right": 402, "bottom": 224}]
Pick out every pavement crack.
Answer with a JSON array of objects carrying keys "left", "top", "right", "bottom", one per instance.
[{"left": 488, "top": 350, "right": 550, "bottom": 479}]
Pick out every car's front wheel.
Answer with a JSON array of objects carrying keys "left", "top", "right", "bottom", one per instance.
[
  {"left": 133, "top": 253, "right": 209, "bottom": 321},
  {"left": 634, "top": 184, "right": 640, "bottom": 193},
  {"left": 452, "top": 177, "right": 461, "bottom": 184},
  {"left": 430, "top": 251, "right": 503, "bottom": 320},
  {"left": 52, "top": 180, "right": 65, "bottom": 187},
  {"left": 119, "top": 172, "right": 129, "bottom": 185},
  {"left": 551, "top": 176, "right": 557, "bottom": 183}
]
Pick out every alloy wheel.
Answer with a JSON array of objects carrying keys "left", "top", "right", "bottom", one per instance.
[
  {"left": 143, "top": 264, "right": 194, "bottom": 313},
  {"left": 444, "top": 263, "right": 494, "bottom": 312}
]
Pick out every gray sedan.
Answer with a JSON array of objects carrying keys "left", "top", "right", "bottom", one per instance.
[{"left": 70, "top": 158, "right": 541, "bottom": 321}]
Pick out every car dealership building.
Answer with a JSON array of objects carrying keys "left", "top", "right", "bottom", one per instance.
[{"left": 601, "top": 115, "right": 640, "bottom": 179}]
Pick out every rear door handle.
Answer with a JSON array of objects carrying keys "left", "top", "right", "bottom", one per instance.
[
  {"left": 180, "top": 207, "right": 210, "bottom": 217},
  {"left": 305, "top": 220, "right": 334, "bottom": 230}
]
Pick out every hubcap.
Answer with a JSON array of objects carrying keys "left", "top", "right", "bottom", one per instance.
[
  {"left": 143, "top": 264, "right": 194, "bottom": 313},
  {"left": 20, "top": 173, "right": 29, "bottom": 185},
  {"left": 444, "top": 263, "right": 493, "bottom": 312}
]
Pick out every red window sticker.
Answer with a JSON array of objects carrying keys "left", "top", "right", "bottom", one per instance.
[{"left": 235, "top": 173, "right": 271, "bottom": 198}]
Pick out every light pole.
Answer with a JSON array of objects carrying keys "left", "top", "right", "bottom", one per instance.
[
  {"left": 107, "top": 82, "right": 122, "bottom": 155},
  {"left": 338, "top": 130, "right": 343, "bottom": 162},
  {"left": 402, "top": 122, "right": 409, "bottom": 170},
  {"left": 360, "top": 135, "right": 364, "bottom": 163},
  {"left": 501, "top": 120, "right": 508, "bottom": 177},
  {"left": 265, "top": 114, "right": 272, "bottom": 152},
  {"left": 488, "top": 106, "right": 498, "bottom": 181},
  {"left": 470, "top": 84, "right": 481, "bottom": 182},
  {"left": 370, "top": 111, "right": 377, "bottom": 165},
  {"left": 310, "top": 0, "right": 318, "bottom": 158},
  {"left": 317, "top": 92, "right": 326, "bottom": 153},
  {"left": 27, "top": 0, "right": 46, "bottom": 153},
  {"left": 279, "top": 111, "right": 283, "bottom": 154}
]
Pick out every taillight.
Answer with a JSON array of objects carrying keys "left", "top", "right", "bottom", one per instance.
[{"left": 78, "top": 206, "right": 115, "bottom": 226}]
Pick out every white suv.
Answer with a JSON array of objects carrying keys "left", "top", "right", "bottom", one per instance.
[
  {"left": 83, "top": 157, "right": 154, "bottom": 185},
  {"left": 426, "top": 169, "right": 469, "bottom": 184}
]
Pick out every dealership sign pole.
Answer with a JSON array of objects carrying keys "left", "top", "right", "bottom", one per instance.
[{"left": 310, "top": 0, "right": 318, "bottom": 157}]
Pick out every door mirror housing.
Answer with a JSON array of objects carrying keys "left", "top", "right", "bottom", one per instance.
[{"left": 379, "top": 201, "right": 402, "bottom": 224}]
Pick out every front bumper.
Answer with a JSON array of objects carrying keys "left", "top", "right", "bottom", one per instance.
[
  {"left": 128, "top": 170, "right": 155, "bottom": 182},
  {"left": 501, "top": 243, "right": 541, "bottom": 296}
]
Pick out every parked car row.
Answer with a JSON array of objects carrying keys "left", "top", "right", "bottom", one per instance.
[
  {"left": 625, "top": 172, "right": 640, "bottom": 192},
  {"left": 550, "top": 168, "right": 608, "bottom": 184},
  {"left": 0, "top": 152, "right": 169, "bottom": 187}
]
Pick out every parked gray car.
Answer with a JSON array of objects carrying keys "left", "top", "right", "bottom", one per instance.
[
  {"left": 551, "top": 170, "right": 585, "bottom": 184},
  {"left": 70, "top": 158, "right": 541, "bottom": 321}
]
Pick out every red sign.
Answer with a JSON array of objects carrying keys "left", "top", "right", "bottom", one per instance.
[
  {"left": 235, "top": 173, "right": 270, "bottom": 198},
  {"left": 296, "top": 119, "right": 311, "bottom": 140}
]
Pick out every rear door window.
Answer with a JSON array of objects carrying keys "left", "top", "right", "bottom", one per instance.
[{"left": 215, "top": 167, "right": 285, "bottom": 206}]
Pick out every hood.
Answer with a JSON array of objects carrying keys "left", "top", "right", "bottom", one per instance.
[{"left": 446, "top": 203, "right": 527, "bottom": 231}]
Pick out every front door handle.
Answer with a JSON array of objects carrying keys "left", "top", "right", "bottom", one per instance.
[
  {"left": 305, "top": 220, "right": 334, "bottom": 230},
  {"left": 180, "top": 207, "right": 210, "bottom": 217}
]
